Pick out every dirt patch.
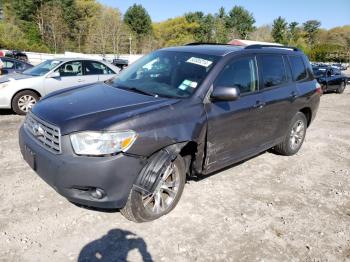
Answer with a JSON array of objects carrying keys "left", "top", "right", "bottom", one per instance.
[{"left": 0, "top": 88, "right": 349, "bottom": 261}]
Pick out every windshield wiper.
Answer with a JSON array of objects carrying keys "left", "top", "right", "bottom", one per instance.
[{"left": 117, "top": 85, "right": 158, "bottom": 97}]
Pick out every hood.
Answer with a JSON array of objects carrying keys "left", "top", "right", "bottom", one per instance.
[
  {"left": 32, "top": 82, "right": 179, "bottom": 135},
  {"left": 0, "top": 73, "right": 36, "bottom": 83}
]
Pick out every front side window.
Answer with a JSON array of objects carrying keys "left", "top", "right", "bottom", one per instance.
[
  {"left": 289, "top": 56, "right": 307, "bottom": 81},
  {"left": 23, "top": 60, "right": 62, "bottom": 76},
  {"left": 260, "top": 55, "right": 287, "bottom": 88},
  {"left": 16, "top": 62, "right": 25, "bottom": 70},
  {"left": 214, "top": 57, "right": 258, "bottom": 94},
  {"left": 108, "top": 51, "right": 220, "bottom": 98},
  {"left": 85, "top": 61, "right": 115, "bottom": 75},
  {"left": 56, "top": 61, "right": 82, "bottom": 77}
]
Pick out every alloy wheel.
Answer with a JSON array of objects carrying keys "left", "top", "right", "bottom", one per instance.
[
  {"left": 289, "top": 120, "right": 305, "bottom": 150},
  {"left": 141, "top": 163, "right": 180, "bottom": 215}
]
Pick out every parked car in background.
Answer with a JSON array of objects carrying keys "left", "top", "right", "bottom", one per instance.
[
  {"left": 0, "top": 58, "right": 119, "bottom": 115},
  {"left": 19, "top": 44, "right": 321, "bottom": 222},
  {"left": 0, "top": 50, "right": 29, "bottom": 63},
  {"left": 312, "top": 65, "right": 347, "bottom": 93},
  {"left": 0, "top": 57, "right": 33, "bottom": 75},
  {"left": 332, "top": 63, "right": 348, "bottom": 71},
  {"left": 112, "top": 58, "right": 129, "bottom": 71}
]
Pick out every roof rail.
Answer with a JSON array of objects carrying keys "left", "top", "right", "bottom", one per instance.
[
  {"left": 245, "top": 44, "right": 300, "bottom": 51},
  {"left": 185, "top": 42, "right": 232, "bottom": 46}
]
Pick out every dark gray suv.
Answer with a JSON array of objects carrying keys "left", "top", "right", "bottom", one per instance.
[{"left": 19, "top": 44, "right": 321, "bottom": 222}]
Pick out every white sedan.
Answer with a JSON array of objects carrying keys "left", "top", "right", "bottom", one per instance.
[{"left": 0, "top": 58, "right": 120, "bottom": 115}]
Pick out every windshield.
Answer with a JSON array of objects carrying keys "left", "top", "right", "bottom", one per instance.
[
  {"left": 107, "top": 51, "right": 220, "bottom": 98},
  {"left": 23, "top": 60, "right": 62, "bottom": 76}
]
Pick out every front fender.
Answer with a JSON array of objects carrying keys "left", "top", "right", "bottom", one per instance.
[{"left": 117, "top": 99, "right": 207, "bottom": 158}]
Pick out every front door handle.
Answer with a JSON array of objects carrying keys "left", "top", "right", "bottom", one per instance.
[
  {"left": 253, "top": 100, "right": 265, "bottom": 109},
  {"left": 78, "top": 79, "right": 85, "bottom": 82},
  {"left": 290, "top": 91, "right": 297, "bottom": 99}
]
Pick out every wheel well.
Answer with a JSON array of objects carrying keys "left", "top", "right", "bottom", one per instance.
[
  {"left": 179, "top": 141, "right": 198, "bottom": 176},
  {"left": 300, "top": 107, "right": 312, "bottom": 127},
  {"left": 11, "top": 89, "right": 42, "bottom": 108}
]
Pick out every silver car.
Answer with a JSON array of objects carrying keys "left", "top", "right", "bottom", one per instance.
[{"left": 0, "top": 58, "right": 119, "bottom": 115}]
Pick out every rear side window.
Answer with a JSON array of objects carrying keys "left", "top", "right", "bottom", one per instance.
[
  {"left": 84, "top": 61, "right": 115, "bottom": 75},
  {"left": 214, "top": 57, "right": 258, "bottom": 94},
  {"left": 260, "top": 55, "right": 287, "bottom": 88},
  {"left": 289, "top": 56, "right": 307, "bottom": 81}
]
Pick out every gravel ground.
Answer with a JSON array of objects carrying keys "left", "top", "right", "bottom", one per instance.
[{"left": 0, "top": 87, "right": 350, "bottom": 262}]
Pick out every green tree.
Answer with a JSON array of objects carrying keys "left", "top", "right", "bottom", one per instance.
[
  {"left": 213, "top": 8, "right": 229, "bottom": 43},
  {"left": 153, "top": 16, "right": 198, "bottom": 47},
  {"left": 124, "top": 4, "right": 152, "bottom": 52},
  {"left": 303, "top": 20, "right": 321, "bottom": 46},
  {"left": 124, "top": 4, "right": 152, "bottom": 37},
  {"left": 74, "top": 0, "right": 101, "bottom": 52},
  {"left": 272, "top": 16, "right": 287, "bottom": 44},
  {"left": 226, "top": 6, "right": 255, "bottom": 39},
  {"left": 288, "top": 21, "right": 300, "bottom": 43}
]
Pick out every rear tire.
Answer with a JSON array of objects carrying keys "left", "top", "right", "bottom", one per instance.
[
  {"left": 274, "top": 112, "right": 307, "bottom": 156},
  {"left": 337, "top": 81, "right": 346, "bottom": 94},
  {"left": 12, "top": 90, "right": 39, "bottom": 115},
  {"left": 121, "top": 156, "right": 186, "bottom": 222}
]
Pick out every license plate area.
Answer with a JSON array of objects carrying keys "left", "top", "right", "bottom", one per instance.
[{"left": 24, "top": 145, "right": 36, "bottom": 171}]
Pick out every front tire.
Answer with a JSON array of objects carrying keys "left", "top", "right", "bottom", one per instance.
[
  {"left": 121, "top": 156, "right": 186, "bottom": 222},
  {"left": 12, "top": 90, "right": 39, "bottom": 115},
  {"left": 274, "top": 112, "right": 307, "bottom": 156}
]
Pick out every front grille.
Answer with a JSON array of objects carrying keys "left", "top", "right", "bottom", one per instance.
[{"left": 24, "top": 111, "right": 61, "bottom": 154}]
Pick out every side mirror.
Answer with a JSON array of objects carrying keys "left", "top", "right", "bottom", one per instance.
[
  {"left": 211, "top": 86, "right": 240, "bottom": 101},
  {"left": 48, "top": 71, "right": 60, "bottom": 78}
]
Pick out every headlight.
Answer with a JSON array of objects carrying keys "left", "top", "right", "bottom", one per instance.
[{"left": 70, "top": 131, "right": 137, "bottom": 156}]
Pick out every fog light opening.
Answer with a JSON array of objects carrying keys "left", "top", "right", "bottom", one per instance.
[{"left": 90, "top": 188, "right": 105, "bottom": 199}]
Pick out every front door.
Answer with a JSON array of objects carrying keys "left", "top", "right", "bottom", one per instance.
[
  {"left": 44, "top": 60, "right": 84, "bottom": 95},
  {"left": 205, "top": 56, "right": 266, "bottom": 171}
]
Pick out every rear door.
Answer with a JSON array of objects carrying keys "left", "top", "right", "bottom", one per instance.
[
  {"left": 257, "top": 54, "right": 296, "bottom": 141},
  {"left": 83, "top": 60, "right": 116, "bottom": 82},
  {"left": 205, "top": 55, "right": 266, "bottom": 170}
]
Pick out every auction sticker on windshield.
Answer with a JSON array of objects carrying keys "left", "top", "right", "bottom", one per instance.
[
  {"left": 186, "top": 57, "right": 213, "bottom": 67},
  {"left": 178, "top": 79, "right": 198, "bottom": 90}
]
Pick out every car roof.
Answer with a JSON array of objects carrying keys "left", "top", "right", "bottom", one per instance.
[
  {"left": 160, "top": 45, "right": 244, "bottom": 56},
  {"left": 48, "top": 57, "right": 120, "bottom": 72},
  {"left": 51, "top": 57, "right": 109, "bottom": 62},
  {"left": 160, "top": 44, "right": 304, "bottom": 57},
  {"left": 1, "top": 57, "right": 31, "bottom": 65}
]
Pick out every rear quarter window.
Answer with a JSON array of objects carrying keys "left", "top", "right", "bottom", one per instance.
[{"left": 289, "top": 56, "right": 307, "bottom": 81}]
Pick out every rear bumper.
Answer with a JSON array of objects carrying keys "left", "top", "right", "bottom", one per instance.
[{"left": 19, "top": 126, "right": 145, "bottom": 209}]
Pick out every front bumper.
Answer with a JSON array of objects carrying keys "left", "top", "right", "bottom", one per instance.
[{"left": 19, "top": 126, "right": 145, "bottom": 209}]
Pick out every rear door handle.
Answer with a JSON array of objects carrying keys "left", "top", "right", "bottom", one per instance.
[{"left": 78, "top": 79, "right": 85, "bottom": 82}]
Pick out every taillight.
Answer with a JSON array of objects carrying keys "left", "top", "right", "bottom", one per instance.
[{"left": 315, "top": 82, "right": 322, "bottom": 95}]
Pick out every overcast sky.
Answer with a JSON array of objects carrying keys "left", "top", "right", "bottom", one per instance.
[{"left": 99, "top": 0, "right": 350, "bottom": 29}]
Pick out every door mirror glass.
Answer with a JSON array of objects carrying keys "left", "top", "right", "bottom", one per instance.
[
  {"left": 211, "top": 86, "right": 240, "bottom": 101},
  {"left": 48, "top": 71, "right": 60, "bottom": 78}
]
